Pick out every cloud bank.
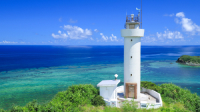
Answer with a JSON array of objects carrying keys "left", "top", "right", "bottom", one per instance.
[
  {"left": 100, "top": 33, "right": 118, "bottom": 41},
  {"left": 0, "top": 40, "right": 18, "bottom": 44},
  {"left": 157, "top": 29, "right": 183, "bottom": 40},
  {"left": 142, "top": 29, "right": 184, "bottom": 43},
  {"left": 176, "top": 12, "right": 200, "bottom": 35},
  {"left": 52, "top": 25, "right": 92, "bottom": 39}
]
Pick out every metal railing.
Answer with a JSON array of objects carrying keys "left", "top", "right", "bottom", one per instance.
[{"left": 126, "top": 15, "right": 140, "bottom": 22}]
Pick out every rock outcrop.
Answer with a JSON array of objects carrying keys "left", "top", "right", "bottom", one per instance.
[{"left": 176, "top": 57, "right": 186, "bottom": 64}]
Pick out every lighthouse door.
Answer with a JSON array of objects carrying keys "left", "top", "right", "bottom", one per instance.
[
  {"left": 125, "top": 83, "right": 137, "bottom": 99},
  {"left": 128, "top": 85, "right": 134, "bottom": 98}
]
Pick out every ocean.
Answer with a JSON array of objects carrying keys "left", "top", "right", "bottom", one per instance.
[{"left": 0, "top": 45, "right": 200, "bottom": 110}]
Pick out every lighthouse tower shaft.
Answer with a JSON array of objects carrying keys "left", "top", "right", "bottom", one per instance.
[{"left": 121, "top": 14, "right": 144, "bottom": 99}]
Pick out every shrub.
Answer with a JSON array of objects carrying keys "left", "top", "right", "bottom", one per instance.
[
  {"left": 91, "top": 95, "right": 106, "bottom": 106},
  {"left": 0, "top": 109, "right": 5, "bottom": 112},
  {"left": 26, "top": 100, "right": 39, "bottom": 111},
  {"left": 141, "top": 81, "right": 161, "bottom": 92},
  {"left": 121, "top": 99, "right": 137, "bottom": 112},
  {"left": 48, "top": 84, "right": 102, "bottom": 111}
]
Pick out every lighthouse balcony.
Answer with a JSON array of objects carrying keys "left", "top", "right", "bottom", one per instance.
[
  {"left": 126, "top": 15, "right": 140, "bottom": 23},
  {"left": 121, "top": 29, "right": 144, "bottom": 37}
]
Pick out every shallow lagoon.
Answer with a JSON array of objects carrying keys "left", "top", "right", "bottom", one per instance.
[{"left": 0, "top": 45, "right": 200, "bottom": 110}]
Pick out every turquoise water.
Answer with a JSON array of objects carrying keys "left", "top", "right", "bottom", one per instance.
[{"left": 0, "top": 45, "right": 200, "bottom": 110}]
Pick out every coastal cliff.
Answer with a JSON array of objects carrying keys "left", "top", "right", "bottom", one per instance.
[{"left": 176, "top": 55, "right": 200, "bottom": 66}]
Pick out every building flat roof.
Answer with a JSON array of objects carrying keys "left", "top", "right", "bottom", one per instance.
[{"left": 97, "top": 80, "right": 120, "bottom": 87}]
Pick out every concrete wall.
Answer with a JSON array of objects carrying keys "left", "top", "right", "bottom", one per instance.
[
  {"left": 100, "top": 86, "right": 117, "bottom": 101},
  {"left": 141, "top": 87, "right": 163, "bottom": 107},
  {"left": 102, "top": 87, "right": 118, "bottom": 107},
  {"left": 104, "top": 99, "right": 118, "bottom": 107},
  {"left": 116, "top": 85, "right": 124, "bottom": 93}
]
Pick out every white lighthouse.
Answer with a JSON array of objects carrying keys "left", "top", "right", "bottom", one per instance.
[
  {"left": 97, "top": 8, "right": 163, "bottom": 109},
  {"left": 121, "top": 13, "right": 144, "bottom": 99},
  {"left": 97, "top": 8, "right": 162, "bottom": 109}
]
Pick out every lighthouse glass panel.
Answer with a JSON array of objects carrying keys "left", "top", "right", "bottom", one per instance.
[{"left": 129, "top": 24, "right": 135, "bottom": 29}]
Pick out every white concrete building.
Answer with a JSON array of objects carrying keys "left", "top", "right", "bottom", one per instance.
[
  {"left": 97, "top": 10, "right": 162, "bottom": 109},
  {"left": 97, "top": 80, "right": 120, "bottom": 107}
]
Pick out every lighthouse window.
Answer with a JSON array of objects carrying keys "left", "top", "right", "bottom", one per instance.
[
  {"left": 131, "top": 56, "right": 132, "bottom": 58},
  {"left": 131, "top": 39, "right": 132, "bottom": 41},
  {"left": 129, "top": 24, "right": 135, "bottom": 29},
  {"left": 131, "top": 74, "right": 132, "bottom": 76}
]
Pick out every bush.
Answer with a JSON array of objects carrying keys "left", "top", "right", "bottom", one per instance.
[
  {"left": 121, "top": 99, "right": 137, "bottom": 112},
  {"left": 91, "top": 95, "right": 106, "bottom": 106},
  {"left": 0, "top": 109, "right": 5, "bottom": 112},
  {"left": 141, "top": 81, "right": 161, "bottom": 92},
  {"left": 47, "top": 84, "right": 103, "bottom": 111},
  {"left": 52, "top": 84, "right": 99, "bottom": 106}
]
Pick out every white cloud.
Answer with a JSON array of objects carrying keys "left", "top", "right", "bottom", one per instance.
[
  {"left": 100, "top": 33, "right": 118, "bottom": 41},
  {"left": 52, "top": 25, "right": 92, "bottom": 39},
  {"left": 176, "top": 12, "right": 200, "bottom": 35},
  {"left": 110, "top": 34, "right": 118, "bottom": 41},
  {"left": 0, "top": 40, "right": 18, "bottom": 44},
  {"left": 94, "top": 29, "right": 99, "bottom": 32},
  {"left": 142, "top": 29, "right": 184, "bottom": 43},
  {"left": 176, "top": 12, "right": 185, "bottom": 18},
  {"left": 156, "top": 29, "right": 183, "bottom": 40},
  {"left": 52, "top": 30, "right": 68, "bottom": 39},
  {"left": 100, "top": 33, "right": 108, "bottom": 41},
  {"left": 68, "top": 19, "right": 77, "bottom": 23}
]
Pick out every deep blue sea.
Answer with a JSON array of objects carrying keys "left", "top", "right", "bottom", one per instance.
[{"left": 0, "top": 45, "right": 200, "bottom": 110}]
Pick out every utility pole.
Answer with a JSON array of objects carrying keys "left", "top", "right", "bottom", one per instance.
[{"left": 141, "top": 0, "right": 142, "bottom": 29}]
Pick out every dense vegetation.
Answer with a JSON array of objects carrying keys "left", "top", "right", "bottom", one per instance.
[
  {"left": 142, "top": 81, "right": 200, "bottom": 112},
  {"left": 0, "top": 82, "right": 200, "bottom": 112},
  {"left": 177, "top": 55, "right": 200, "bottom": 64},
  {"left": 0, "top": 84, "right": 105, "bottom": 112}
]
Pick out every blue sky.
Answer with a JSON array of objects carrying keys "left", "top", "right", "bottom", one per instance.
[{"left": 0, "top": 0, "right": 200, "bottom": 45}]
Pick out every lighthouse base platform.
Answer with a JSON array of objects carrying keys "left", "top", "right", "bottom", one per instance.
[
  {"left": 97, "top": 80, "right": 162, "bottom": 109},
  {"left": 111, "top": 86, "right": 162, "bottom": 109}
]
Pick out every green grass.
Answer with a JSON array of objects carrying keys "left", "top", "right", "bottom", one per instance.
[
  {"left": 179, "top": 55, "right": 200, "bottom": 63},
  {"left": 0, "top": 82, "right": 200, "bottom": 112}
]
